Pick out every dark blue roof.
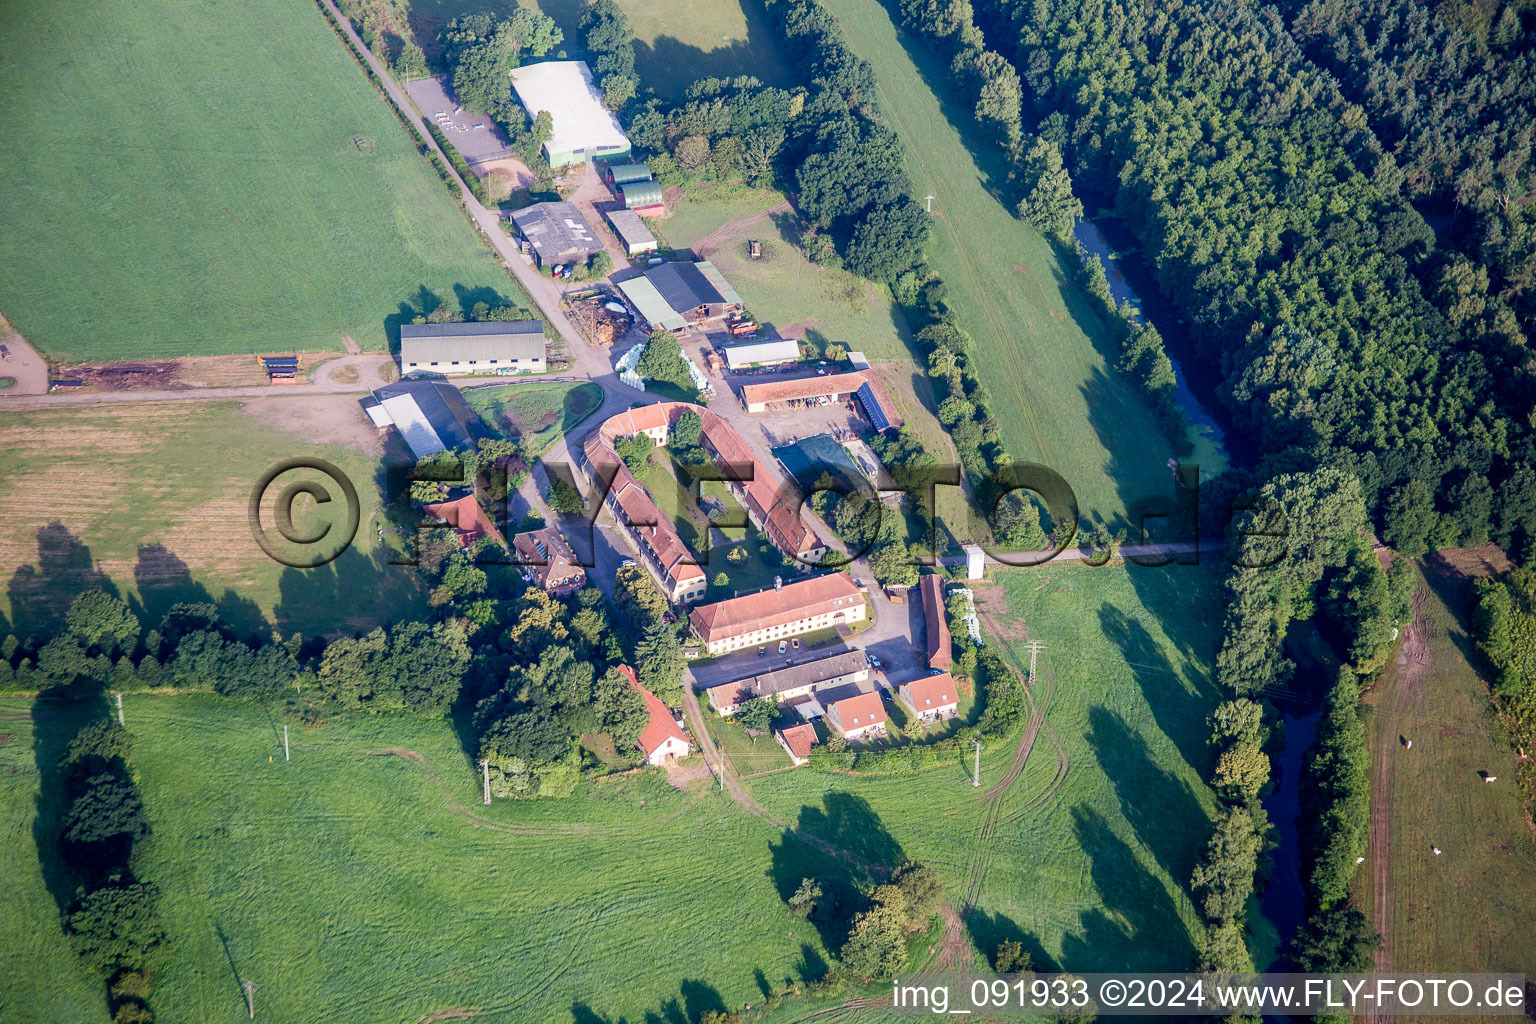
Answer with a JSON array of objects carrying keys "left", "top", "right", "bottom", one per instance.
[{"left": 857, "top": 382, "right": 894, "bottom": 431}]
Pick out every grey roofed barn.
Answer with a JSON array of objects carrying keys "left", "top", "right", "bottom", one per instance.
[
  {"left": 648, "top": 261, "right": 726, "bottom": 310},
  {"left": 399, "top": 320, "right": 544, "bottom": 367},
  {"left": 509, "top": 201, "right": 603, "bottom": 267},
  {"left": 360, "top": 379, "right": 476, "bottom": 459}
]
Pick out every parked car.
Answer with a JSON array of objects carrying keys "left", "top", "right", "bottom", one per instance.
[
  {"left": 929, "top": 668, "right": 943, "bottom": 675},
  {"left": 758, "top": 647, "right": 766, "bottom": 658},
  {"left": 792, "top": 638, "right": 800, "bottom": 650},
  {"left": 621, "top": 558, "right": 635, "bottom": 568},
  {"left": 0, "top": 344, "right": 10, "bottom": 361},
  {"left": 778, "top": 640, "right": 787, "bottom": 654}
]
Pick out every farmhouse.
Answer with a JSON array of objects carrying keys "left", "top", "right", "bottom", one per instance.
[
  {"left": 360, "top": 380, "right": 476, "bottom": 459},
  {"left": 605, "top": 209, "right": 658, "bottom": 256},
  {"left": 582, "top": 401, "right": 828, "bottom": 588},
  {"left": 689, "top": 574, "right": 867, "bottom": 655},
  {"left": 920, "top": 574, "right": 953, "bottom": 671},
  {"left": 421, "top": 494, "right": 505, "bottom": 550},
  {"left": 898, "top": 673, "right": 959, "bottom": 723},
  {"left": 619, "top": 665, "right": 691, "bottom": 765},
  {"left": 776, "top": 723, "right": 819, "bottom": 766},
  {"left": 508, "top": 61, "right": 631, "bottom": 167},
  {"left": 738, "top": 371, "right": 904, "bottom": 430},
  {"left": 826, "top": 691, "right": 888, "bottom": 742},
  {"left": 582, "top": 404, "right": 707, "bottom": 603},
  {"left": 705, "top": 649, "right": 870, "bottom": 715},
  {"left": 511, "top": 527, "right": 586, "bottom": 595},
  {"left": 696, "top": 412, "right": 826, "bottom": 565},
  {"left": 723, "top": 337, "right": 800, "bottom": 370},
  {"left": 510, "top": 202, "right": 603, "bottom": 269},
  {"left": 617, "top": 261, "right": 744, "bottom": 334},
  {"left": 399, "top": 320, "right": 545, "bottom": 376}
]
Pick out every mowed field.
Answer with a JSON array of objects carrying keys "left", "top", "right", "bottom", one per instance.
[
  {"left": 1355, "top": 552, "right": 1536, "bottom": 991},
  {"left": 821, "top": 0, "right": 1186, "bottom": 523},
  {"left": 0, "top": 399, "right": 428, "bottom": 641},
  {"left": 745, "top": 561, "right": 1225, "bottom": 975},
  {"left": 0, "top": 0, "right": 519, "bottom": 361},
  {"left": 0, "top": 563, "right": 1224, "bottom": 1024},
  {"left": 657, "top": 188, "right": 918, "bottom": 364}
]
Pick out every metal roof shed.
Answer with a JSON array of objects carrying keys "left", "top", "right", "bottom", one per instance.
[
  {"left": 508, "top": 61, "right": 630, "bottom": 167},
  {"left": 510, "top": 201, "right": 602, "bottom": 267},
  {"left": 620, "top": 180, "right": 664, "bottom": 209},
  {"left": 857, "top": 381, "right": 896, "bottom": 431},
  {"left": 606, "top": 209, "right": 658, "bottom": 255},
  {"left": 617, "top": 276, "right": 687, "bottom": 331},
  {"left": 724, "top": 337, "right": 801, "bottom": 369},
  {"left": 607, "top": 162, "right": 652, "bottom": 185}
]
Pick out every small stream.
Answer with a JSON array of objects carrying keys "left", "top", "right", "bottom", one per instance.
[
  {"left": 1072, "top": 218, "right": 1245, "bottom": 473},
  {"left": 1259, "top": 710, "right": 1320, "bottom": 968}
]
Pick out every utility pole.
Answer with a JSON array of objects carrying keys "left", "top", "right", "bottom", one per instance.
[
  {"left": 925, "top": 194, "right": 935, "bottom": 213},
  {"left": 114, "top": 692, "right": 124, "bottom": 727},
  {"left": 282, "top": 725, "right": 290, "bottom": 762},
  {"left": 480, "top": 759, "right": 491, "bottom": 805},
  {"left": 972, "top": 738, "right": 982, "bottom": 787},
  {"left": 1025, "top": 641, "right": 1044, "bottom": 685},
  {"left": 242, "top": 980, "right": 257, "bottom": 1019}
]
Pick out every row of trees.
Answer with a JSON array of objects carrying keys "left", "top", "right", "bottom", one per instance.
[
  {"left": 437, "top": 12, "right": 562, "bottom": 178},
  {"left": 51, "top": 712, "right": 164, "bottom": 1023},
  {"left": 1472, "top": 567, "right": 1536, "bottom": 812}
]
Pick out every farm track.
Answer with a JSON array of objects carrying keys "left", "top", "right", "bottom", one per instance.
[
  {"left": 959, "top": 600, "right": 1065, "bottom": 910},
  {"left": 1363, "top": 588, "right": 1433, "bottom": 1022},
  {"left": 692, "top": 199, "right": 793, "bottom": 259}
]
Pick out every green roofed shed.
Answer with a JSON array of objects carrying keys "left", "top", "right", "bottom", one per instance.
[
  {"left": 620, "top": 180, "right": 665, "bottom": 209},
  {"left": 607, "top": 163, "right": 652, "bottom": 185}
]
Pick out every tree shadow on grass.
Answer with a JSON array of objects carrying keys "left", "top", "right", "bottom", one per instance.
[
  {"left": 1085, "top": 705, "right": 1208, "bottom": 890},
  {"left": 7, "top": 522, "right": 117, "bottom": 642},
  {"left": 130, "top": 543, "right": 267, "bottom": 641},
  {"left": 1098, "top": 603, "right": 1213, "bottom": 771},
  {"left": 568, "top": 977, "right": 730, "bottom": 1024},
  {"left": 1059, "top": 803, "right": 1194, "bottom": 971},
  {"left": 961, "top": 906, "right": 1059, "bottom": 971},
  {"left": 767, "top": 791, "right": 904, "bottom": 954}
]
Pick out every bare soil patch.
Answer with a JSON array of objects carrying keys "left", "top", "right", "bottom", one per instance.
[
  {"left": 476, "top": 157, "right": 533, "bottom": 188},
  {"left": 0, "top": 312, "right": 50, "bottom": 396},
  {"left": 238, "top": 394, "right": 385, "bottom": 455}
]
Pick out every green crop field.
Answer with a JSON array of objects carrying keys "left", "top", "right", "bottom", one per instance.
[
  {"left": 0, "top": 399, "right": 427, "bottom": 641},
  {"left": 822, "top": 0, "right": 1195, "bottom": 524},
  {"left": 657, "top": 188, "right": 919, "bottom": 365},
  {"left": 462, "top": 379, "right": 603, "bottom": 454},
  {"left": 1354, "top": 557, "right": 1536, "bottom": 980},
  {"left": 0, "top": 0, "right": 522, "bottom": 361}
]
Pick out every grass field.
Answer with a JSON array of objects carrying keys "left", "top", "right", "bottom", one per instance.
[
  {"left": 462, "top": 379, "right": 603, "bottom": 454},
  {"left": 0, "top": 399, "right": 427, "bottom": 641},
  {"left": 0, "top": 0, "right": 522, "bottom": 361},
  {"left": 821, "top": 0, "right": 1191, "bottom": 524},
  {"left": 1354, "top": 553, "right": 1536, "bottom": 987},
  {"left": 657, "top": 189, "right": 919, "bottom": 365},
  {"left": 0, "top": 701, "right": 113, "bottom": 1024},
  {"left": 740, "top": 561, "right": 1226, "bottom": 974},
  {"left": 8, "top": 694, "right": 825, "bottom": 1024},
  {"left": 0, "top": 561, "right": 1226, "bottom": 1023}
]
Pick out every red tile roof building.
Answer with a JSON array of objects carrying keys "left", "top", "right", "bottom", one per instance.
[
  {"left": 826, "top": 691, "right": 888, "bottom": 741},
  {"left": 511, "top": 527, "right": 586, "bottom": 594},
  {"left": 920, "top": 574, "right": 953, "bottom": 671},
  {"left": 898, "top": 673, "right": 960, "bottom": 722},
  {"left": 689, "top": 573, "right": 866, "bottom": 655},
  {"left": 776, "top": 722, "right": 819, "bottom": 765},
  {"left": 619, "top": 665, "right": 691, "bottom": 765},
  {"left": 737, "top": 371, "right": 903, "bottom": 429},
  {"left": 580, "top": 402, "right": 827, "bottom": 604},
  {"left": 422, "top": 494, "right": 506, "bottom": 549}
]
